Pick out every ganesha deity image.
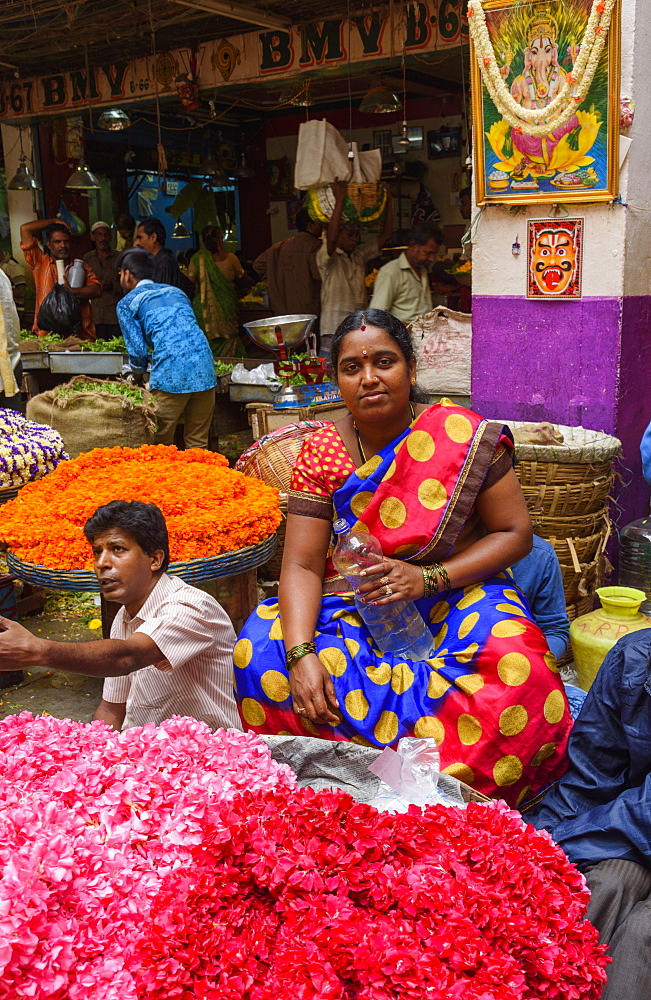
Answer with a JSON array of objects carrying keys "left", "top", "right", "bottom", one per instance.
[{"left": 484, "top": 6, "right": 604, "bottom": 189}]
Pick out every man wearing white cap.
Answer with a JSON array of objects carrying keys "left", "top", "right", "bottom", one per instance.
[{"left": 83, "top": 221, "right": 121, "bottom": 339}]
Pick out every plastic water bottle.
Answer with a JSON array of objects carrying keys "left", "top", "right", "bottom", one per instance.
[
  {"left": 332, "top": 519, "right": 436, "bottom": 662},
  {"left": 67, "top": 259, "right": 85, "bottom": 288}
]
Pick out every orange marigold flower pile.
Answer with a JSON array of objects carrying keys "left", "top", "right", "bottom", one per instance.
[{"left": 0, "top": 445, "right": 282, "bottom": 570}]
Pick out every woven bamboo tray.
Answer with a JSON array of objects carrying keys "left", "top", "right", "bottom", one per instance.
[
  {"left": 516, "top": 459, "right": 613, "bottom": 488},
  {"left": 0, "top": 484, "right": 22, "bottom": 507},
  {"left": 5, "top": 534, "right": 277, "bottom": 593},
  {"left": 521, "top": 476, "right": 614, "bottom": 517}
]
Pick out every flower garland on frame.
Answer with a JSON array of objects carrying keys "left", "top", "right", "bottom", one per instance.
[{"left": 467, "top": 0, "right": 618, "bottom": 138}]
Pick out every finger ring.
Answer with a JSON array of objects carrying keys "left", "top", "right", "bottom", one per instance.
[
  {"left": 296, "top": 707, "right": 307, "bottom": 715},
  {"left": 384, "top": 584, "right": 393, "bottom": 596},
  {"left": 380, "top": 575, "right": 390, "bottom": 586}
]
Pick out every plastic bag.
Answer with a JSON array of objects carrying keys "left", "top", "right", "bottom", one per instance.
[
  {"left": 230, "top": 362, "right": 279, "bottom": 387},
  {"left": 367, "top": 737, "right": 469, "bottom": 812},
  {"left": 37, "top": 284, "right": 82, "bottom": 335}
]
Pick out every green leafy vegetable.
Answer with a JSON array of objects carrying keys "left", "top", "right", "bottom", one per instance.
[
  {"left": 55, "top": 380, "right": 147, "bottom": 405},
  {"left": 214, "top": 361, "right": 235, "bottom": 377}
]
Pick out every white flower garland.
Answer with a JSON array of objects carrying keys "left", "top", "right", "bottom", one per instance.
[
  {"left": 0, "top": 409, "right": 68, "bottom": 489},
  {"left": 468, "top": 0, "right": 617, "bottom": 137}
]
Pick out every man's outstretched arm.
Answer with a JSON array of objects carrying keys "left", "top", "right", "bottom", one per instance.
[{"left": 0, "top": 615, "right": 164, "bottom": 677}]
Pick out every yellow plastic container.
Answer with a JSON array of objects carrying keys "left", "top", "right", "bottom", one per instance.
[{"left": 570, "top": 586, "right": 651, "bottom": 690}]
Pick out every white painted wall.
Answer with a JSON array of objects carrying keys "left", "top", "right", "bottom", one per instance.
[
  {"left": 621, "top": 0, "right": 651, "bottom": 299},
  {"left": 472, "top": 0, "right": 646, "bottom": 302}
]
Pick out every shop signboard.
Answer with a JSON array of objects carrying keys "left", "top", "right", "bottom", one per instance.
[
  {"left": 470, "top": 0, "right": 620, "bottom": 205},
  {"left": 0, "top": 0, "right": 467, "bottom": 122}
]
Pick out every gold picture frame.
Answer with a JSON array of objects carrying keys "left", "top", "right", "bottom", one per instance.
[{"left": 470, "top": 0, "right": 620, "bottom": 205}]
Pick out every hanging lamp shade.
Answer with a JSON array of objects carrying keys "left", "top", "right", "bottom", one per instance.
[
  {"left": 235, "top": 151, "right": 255, "bottom": 179},
  {"left": 65, "top": 159, "right": 101, "bottom": 190},
  {"left": 359, "top": 86, "right": 401, "bottom": 114},
  {"left": 201, "top": 154, "right": 226, "bottom": 182},
  {"left": 171, "top": 219, "right": 190, "bottom": 238},
  {"left": 98, "top": 108, "right": 131, "bottom": 131},
  {"left": 7, "top": 155, "right": 40, "bottom": 190}
]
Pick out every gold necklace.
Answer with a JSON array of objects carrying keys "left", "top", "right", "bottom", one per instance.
[{"left": 354, "top": 402, "right": 415, "bottom": 465}]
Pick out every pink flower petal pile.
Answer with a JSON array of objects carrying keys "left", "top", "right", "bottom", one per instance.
[{"left": 0, "top": 714, "right": 608, "bottom": 1000}]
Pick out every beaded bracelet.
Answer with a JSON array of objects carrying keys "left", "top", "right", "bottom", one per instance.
[
  {"left": 433, "top": 561, "right": 452, "bottom": 591},
  {"left": 285, "top": 641, "right": 317, "bottom": 669}
]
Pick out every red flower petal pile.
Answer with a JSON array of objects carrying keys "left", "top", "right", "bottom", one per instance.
[
  {"left": 134, "top": 790, "right": 608, "bottom": 999},
  {"left": 0, "top": 714, "right": 608, "bottom": 999}
]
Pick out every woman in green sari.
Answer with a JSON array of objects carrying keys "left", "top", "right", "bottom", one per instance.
[{"left": 187, "top": 226, "right": 246, "bottom": 356}]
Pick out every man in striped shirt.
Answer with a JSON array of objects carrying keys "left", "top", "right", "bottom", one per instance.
[{"left": 0, "top": 500, "right": 241, "bottom": 733}]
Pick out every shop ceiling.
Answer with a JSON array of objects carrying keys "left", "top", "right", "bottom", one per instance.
[{"left": 0, "top": 0, "right": 468, "bottom": 130}]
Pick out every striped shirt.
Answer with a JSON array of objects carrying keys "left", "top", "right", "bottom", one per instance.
[{"left": 103, "top": 573, "right": 242, "bottom": 732}]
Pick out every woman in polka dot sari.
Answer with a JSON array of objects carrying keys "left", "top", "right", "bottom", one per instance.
[{"left": 234, "top": 309, "right": 571, "bottom": 807}]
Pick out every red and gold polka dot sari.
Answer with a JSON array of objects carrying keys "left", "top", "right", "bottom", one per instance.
[{"left": 234, "top": 403, "right": 571, "bottom": 807}]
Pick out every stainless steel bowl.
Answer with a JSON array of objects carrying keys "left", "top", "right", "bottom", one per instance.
[{"left": 242, "top": 313, "right": 317, "bottom": 352}]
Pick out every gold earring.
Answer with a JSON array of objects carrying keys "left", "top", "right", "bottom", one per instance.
[{"left": 410, "top": 377, "right": 416, "bottom": 385}]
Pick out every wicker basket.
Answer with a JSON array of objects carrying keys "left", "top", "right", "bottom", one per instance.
[
  {"left": 559, "top": 552, "right": 607, "bottom": 605},
  {"left": 566, "top": 594, "right": 596, "bottom": 621},
  {"left": 530, "top": 509, "right": 609, "bottom": 539},
  {"left": 516, "top": 459, "right": 613, "bottom": 487},
  {"left": 546, "top": 531, "right": 604, "bottom": 569},
  {"left": 346, "top": 182, "right": 381, "bottom": 211},
  {"left": 236, "top": 421, "right": 330, "bottom": 580},
  {"left": 520, "top": 476, "right": 614, "bottom": 517},
  {"left": 0, "top": 484, "right": 22, "bottom": 507},
  {"left": 6, "top": 534, "right": 277, "bottom": 593}
]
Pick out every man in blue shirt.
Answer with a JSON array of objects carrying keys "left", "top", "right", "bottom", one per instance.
[
  {"left": 528, "top": 631, "right": 651, "bottom": 1000},
  {"left": 511, "top": 534, "right": 570, "bottom": 662},
  {"left": 116, "top": 248, "right": 216, "bottom": 450},
  {"left": 641, "top": 419, "right": 651, "bottom": 485}
]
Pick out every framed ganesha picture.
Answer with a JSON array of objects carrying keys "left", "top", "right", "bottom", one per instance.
[{"left": 469, "top": 0, "right": 620, "bottom": 205}]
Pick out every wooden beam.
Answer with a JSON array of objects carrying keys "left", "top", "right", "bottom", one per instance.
[{"left": 171, "top": 0, "right": 290, "bottom": 30}]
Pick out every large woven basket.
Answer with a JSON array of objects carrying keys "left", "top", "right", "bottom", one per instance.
[
  {"left": 520, "top": 476, "right": 614, "bottom": 517},
  {"left": 559, "top": 552, "right": 607, "bottom": 605},
  {"left": 566, "top": 594, "right": 596, "bottom": 622},
  {"left": 516, "top": 459, "right": 614, "bottom": 488},
  {"left": 529, "top": 509, "right": 609, "bottom": 539},
  {"left": 236, "top": 421, "right": 330, "bottom": 580},
  {"left": 6, "top": 534, "right": 277, "bottom": 593},
  {"left": 546, "top": 531, "right": 605, "bottom": 569}
]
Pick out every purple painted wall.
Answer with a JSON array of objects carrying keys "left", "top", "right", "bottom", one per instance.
[
  {"left": 471, "top": 293, "right": 651, "bottom": 543},
  {"left": 617, "top": 295, "right": 651, "bottom": 525}
]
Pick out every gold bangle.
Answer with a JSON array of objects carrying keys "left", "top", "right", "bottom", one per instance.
[
  {"left": 422, "top": 565, "right": 439, "bottom": 599},
  {"left": 285, "top": 641, "right": 317, "bottom": 669},
  {"left": 434, "top": 561, "right": 452, "bottom": 591}
]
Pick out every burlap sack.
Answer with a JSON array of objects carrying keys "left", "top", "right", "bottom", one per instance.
[
  {"left": 409, "top": 307, "right": 471, "bottom": 396},
  {"left": 26, "top": 376, "right": 157, "bottom": 459}
]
